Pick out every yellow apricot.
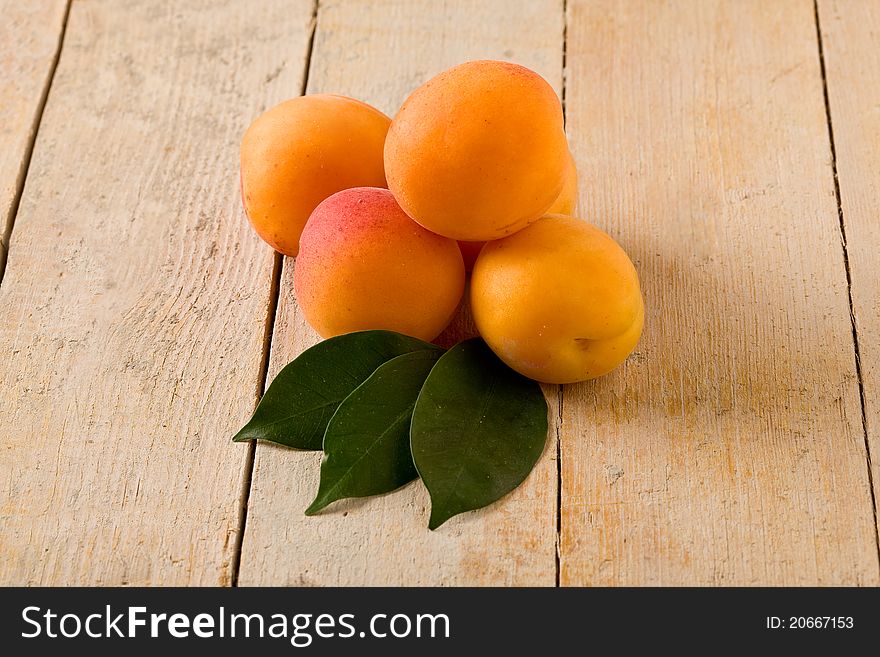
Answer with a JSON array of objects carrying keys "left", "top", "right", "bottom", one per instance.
[
  {"left": 240, "top": 94, "right": 390, "bottom": 256},
  {"left": 385, "top": 60, "right": 568, "bottom": 241},
  {"left": 471, "top": 216, "right": 643, "bottom": 384},
  {"left": 294, "top": 187, "right": 465, "bottom": 341}
]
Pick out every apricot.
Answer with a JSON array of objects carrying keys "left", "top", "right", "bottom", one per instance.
[
  {"left": 240, "top": 94, "right": 390, "bottom": 256},
  {"left": 385, "top": 60, "right": 568, "bottom": 241},
  {"left": 295, "top": 187, "right": 465, "bottom": 341},
  {"left": 471, "top": 216, "right": 643, "bottom": 384},
  {"left": 457, "top": 149, "right": 579, "bottom": 272},
  {"left": 546, "top": 149, "right": 579, "bottom": 215}
]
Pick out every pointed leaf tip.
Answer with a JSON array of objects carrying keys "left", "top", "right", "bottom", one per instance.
[
  {"left": 305, "top": 349, "right": 442, "bottom": 515},
  {"left": 229, "top": 330, "right": 439, "bottom": 450},
  {"left": 304, "top": 500, "right": 324, "bottom": 516},
  {"left": 411, "top": 338, "right": 548, "bottom": 529}
]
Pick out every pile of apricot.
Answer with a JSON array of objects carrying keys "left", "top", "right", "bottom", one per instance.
[{"left": 240, "top": 60, "right": 643, "bottom": 384}]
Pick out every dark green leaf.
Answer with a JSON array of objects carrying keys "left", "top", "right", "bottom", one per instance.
[
  {"left": 411, "top": 338, "right": 548, "bottom": 529},
  {"left": 306, "top": 349, "right": 443, "bottom": 514},
  {"left": 232, "top": 330, "right": 438, "bottom": 450}
]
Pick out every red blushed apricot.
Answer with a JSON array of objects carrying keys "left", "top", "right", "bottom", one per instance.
[
  {"left": 295, "top": 187, "right": 465, "bottom": 341},
  {"left": 240, "top": 94, "right": 390, "bottom": 256},
  {"left": 385, "top": 60, "right": 568, "bottom": 241}
]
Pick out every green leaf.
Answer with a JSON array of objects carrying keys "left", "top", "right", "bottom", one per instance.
[
  {"left": 306, "top": 349, "right": 443, "bottom": 514},
  {"left": 411, "top": 338, "right": 549, "bottom": 529},
  {"left": 232, "top": 330, "right": 438, "bottom": 450}
]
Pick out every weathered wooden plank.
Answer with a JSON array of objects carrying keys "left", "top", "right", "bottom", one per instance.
[
  {"left": 560, "top": 0, "right": 880, "bottom": 585},
  {"left": 0, "top": 0, "right": 314, "bottom": 585},
  {"left": 0, "top": 0, "right": 68, "bottom": 276},
  {"left": 239, "top": 0, "right": 564, "bottom": 586},
  {"left": 817, "top": 0, "right": 880, "bottom": 550}
]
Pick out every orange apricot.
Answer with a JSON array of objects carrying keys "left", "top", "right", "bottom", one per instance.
[
  {"left": 471, "top": 216, "right": 643, "bottom": 384},
  {"left": 385, "top": 60, "right": 568, "bottom": 241},
  {"left": 546, "top": 149, "right": 579, "bottom": 215},
  {"left": 294, "top": 187, "right": 465, "bottom": 341},
  {"left": 240, "top": 94, "right": 390, "bottom": 256}
]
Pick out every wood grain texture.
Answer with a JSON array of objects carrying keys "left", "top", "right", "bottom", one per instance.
[
  {"left": 0, "top": 0, "right": 68, "bottom": 275},
  {"left": 239, "top": 0, "right": 564, "bottom": 586},
  {"left": 560, "top": 0, "right": 880, "bottom": 585},
  {"left": 817, "top": 0, "right": 880, "bottom": 551},
  {"left": 0, "top": 0, "right": 314, "bottom": 585}
]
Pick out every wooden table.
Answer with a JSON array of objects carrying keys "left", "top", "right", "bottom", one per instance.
[{"left": 1, "top": 0, "right": 878, "bottom": 587}]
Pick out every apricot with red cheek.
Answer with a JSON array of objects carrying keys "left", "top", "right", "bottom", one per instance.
[{"left": 295, "top": 187, "right": 465, "bottom": 341}]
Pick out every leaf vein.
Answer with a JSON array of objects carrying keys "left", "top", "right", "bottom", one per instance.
[
  {"left": 250, "top": 399, "right": 341, "bottom": 430},
  {"left": 432, "top": 376, "right": 498, "bottom": 518},
  {"left": 318, "top": 404, "right": 415, "bottom": 504}
]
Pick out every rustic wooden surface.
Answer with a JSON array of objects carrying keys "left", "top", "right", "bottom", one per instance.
[
  {"left": 0, "top": 0, "right": 314, "bottom": 585},
  {"left": 1, "top": 0, "right": 878, "bottom": 586},
  {"left": 817, "top": 0, "right": 880, "bottom": 549},
  {"left": 560, "top": 0, "right": 878, "bottom": 586},
  {"left": 0, "top": 0, "right": 69, "bottom": 276}
]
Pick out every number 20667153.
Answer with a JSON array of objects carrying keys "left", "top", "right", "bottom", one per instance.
[{"left": 766, "top": 617, "right": 854, "bottom": 630}]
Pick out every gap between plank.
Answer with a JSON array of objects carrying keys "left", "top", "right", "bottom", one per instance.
[
  {"left": 230, "top": 0, "right": 321, "bottom": 588},
  {"left": 229, "top": 252, "right": 282, "bottom": 587},
  {"left": 555, "top": 0, "right": 569, "bottom": 589},
  {"left": 0, "top": 0, "right": 73, "bottom": 285},
  {"left": 555, "top": 384, "right": 564, "bottom": 586},
  {"left": 812, "top": 0, "right": 880, "bottom": 570}
]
